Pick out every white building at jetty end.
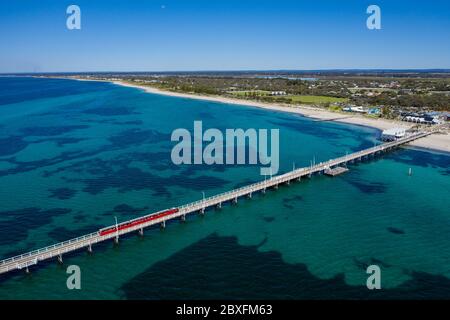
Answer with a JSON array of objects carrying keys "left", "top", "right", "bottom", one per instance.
[{"left": 381, "top": 127, "right": 407, "bottom": 141}]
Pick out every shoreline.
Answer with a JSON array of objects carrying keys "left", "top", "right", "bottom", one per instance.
[{"left": 72, "top": 77, "right": 450, "bottom": 153}]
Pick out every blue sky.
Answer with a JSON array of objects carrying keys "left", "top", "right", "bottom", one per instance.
[{"left": 1, "top": 0, "right": 449, "bottom": 72}]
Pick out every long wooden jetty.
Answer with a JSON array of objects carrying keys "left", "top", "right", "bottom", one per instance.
[{"left": 0, "top": 132, "right": 432, "bottom": 276}]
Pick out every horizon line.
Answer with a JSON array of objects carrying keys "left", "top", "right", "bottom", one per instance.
[{"left": 2, "top": 68, "right": 450, "bottom": 75}]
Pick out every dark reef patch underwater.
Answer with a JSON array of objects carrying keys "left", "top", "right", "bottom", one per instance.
[
  {"left": 48, "top": 188, "right": 77, "bottom": 200},
  {"left": 0, "top": 208, "right": 71, "bottom": 245},
  {"left": 120, "top": 234, "right": 450, "bottom": 300},
  {"left": 387, "top": 227, "right": 405, "bottom": 235}
]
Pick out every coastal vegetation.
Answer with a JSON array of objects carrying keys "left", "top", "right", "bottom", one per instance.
[
  {"left": 66, "top": 71, "right": 450, "bottom": 122},
  {"left": 228, "top": 90, "right": 348, "bottom": 105}
]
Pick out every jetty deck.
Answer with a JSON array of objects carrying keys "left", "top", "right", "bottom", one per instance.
[
  {"left": 324, "top": 166, "right": 349, "bottom": 176},
  {"left": 0, "top": 131, "right": 432, "bottom": 276}
]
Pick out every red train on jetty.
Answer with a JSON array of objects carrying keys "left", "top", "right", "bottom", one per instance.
[{"left": 98, "top": 208, "right": 179, "bottom": 236}]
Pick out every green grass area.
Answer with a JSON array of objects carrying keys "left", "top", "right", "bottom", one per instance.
[
  {"left": 229, "top": 91, "right": 348, "bottom": 105},
  {"left": 287, "top": 95, "right": 348, "bottom": 104},
  {"left": 228, "top": 90, "right": 272, "bottom": 96}
]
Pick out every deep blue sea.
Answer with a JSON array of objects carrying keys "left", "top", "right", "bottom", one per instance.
[{"left": 0, "top": 77, "right": 449, "bottom": 299}]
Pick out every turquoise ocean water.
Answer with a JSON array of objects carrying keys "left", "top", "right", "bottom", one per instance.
[{"left": 0, "top": 77, "right": 449, "bottom": 299}]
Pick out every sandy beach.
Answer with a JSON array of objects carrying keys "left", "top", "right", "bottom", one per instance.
[{"left": 77, "top": 79, "right": 448, "bottom": 153}]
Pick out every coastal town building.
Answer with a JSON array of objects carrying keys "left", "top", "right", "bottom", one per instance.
[
  {"left": 343, "top": 106, "right": 367, "bottom": 113},
  {"left": 270, "top": 91, "right": 287, "bottom": 96},
  {"left": 401, "top": 112, "right": 444, "bottom": 125},
  {"left": 381, "top": 127, "right": 407, "bottom": 141},
  {"left": 368, "top": 107, "right": 381, "bottom": 115}
]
